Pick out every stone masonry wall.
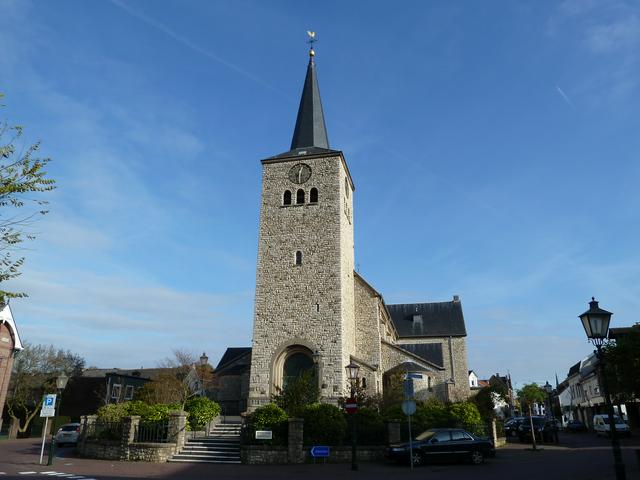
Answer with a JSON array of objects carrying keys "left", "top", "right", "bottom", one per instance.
[
  {"left": 249, "top": 153, "right": 355, "bottom": 408},
  {"left": 398, "top": 336, "right": 470, "bottom": 401},
  {"left": 353, "top": 275, "right": 383, "bottom": 394}
]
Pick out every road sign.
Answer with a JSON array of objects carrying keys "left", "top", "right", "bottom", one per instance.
[
  {"left": 345, "top": 397, "right": 357, "bottom": 414},
  {"left": 403, "top": 378, "right": 414, "bottom": 399},
  {"left": 401, "top": 399, "right": 416, "bottom": 416},
  {"left": 310, "top": 445, "right": 330, "bottom": 457},
  {"left": 40, "top": 394, "right": 56, "bottom": 418}
]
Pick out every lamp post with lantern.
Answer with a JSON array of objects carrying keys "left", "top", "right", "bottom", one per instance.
[
  {"left": 345, "top": 361, "right": 360, "bottom": 471},
  {"left": 47, "top": 372, "right": 69, "bottom": 466},
  {"left": 579, "top": 298, "right": 626, "bottom": 480}
]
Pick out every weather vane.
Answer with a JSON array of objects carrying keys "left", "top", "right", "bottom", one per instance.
[{"left": 307, "top": 30, "right": 316, "bottom": 57}]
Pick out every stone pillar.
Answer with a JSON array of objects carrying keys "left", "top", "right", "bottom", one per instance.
[
  {"left": 78, "top": 415, "right": 97, "bottom": 454},
  {"left": 386, "top": 420, "right": 401, "bottom": 444},
  {"left": 120, "top": 415, "right": 140, "bottom": 461},
  {"left": 168, "top": 411, "right": 187, "bottom": 449},
  {"left": 491, "top": 419, "right": 498, "bottom": 446},
  {"left": 287, "top": 418, "right": 304, "bottom": 464}
]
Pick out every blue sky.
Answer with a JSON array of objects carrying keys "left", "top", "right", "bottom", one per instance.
[{"left": 1, "top": 0, "right": 639, "bottom": 388}]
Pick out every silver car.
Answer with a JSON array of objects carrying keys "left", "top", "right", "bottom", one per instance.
[{"left": 54, "top": 423, "right": 81, "bottom": 446}]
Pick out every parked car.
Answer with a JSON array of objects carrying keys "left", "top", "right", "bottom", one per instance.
[
  {"left": 593, "top": 414, "right": 631, "bottom": 437},
  {"left": 385, "top": 428, "right": 495, "bottom": 466},
  {"left": 54, "top": 423, "right": 81, "bottom": 446},
  {"left": 518, "top": 417, "right": 556, "bottom": 443},
  {"left": 504, "top": 417, "right": 526, "bottom": 437},
  {"left": 565, "top": 420, "right": 588, "bottom": 433}
]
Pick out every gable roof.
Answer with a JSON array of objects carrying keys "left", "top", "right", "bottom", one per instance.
[
  {"left": 567, "top": 361, "right": 581, "bottom": 377},
  {"left": 216, "top": 347, "right": 252, "bottom": 370},
  {"left": 387, "top": 300, "right": 467, "bottom": 338},
  {"left": 396, "top": 343, "right": 444, "bottom": 368}
]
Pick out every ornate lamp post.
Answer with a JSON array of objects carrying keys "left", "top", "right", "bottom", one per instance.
[
  {"left": 345, "top": 361, "right": 360, "bottom": 471},
  {"left": 47, "top": 372, "right": 69, "bottom": 466},
  {"left": 579, "top": 298, "right": 626, "bottom": 480}
]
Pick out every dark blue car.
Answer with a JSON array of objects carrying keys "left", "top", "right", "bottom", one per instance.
[{"left": 385, "top": 428, "right": 496, "bottom": 466}]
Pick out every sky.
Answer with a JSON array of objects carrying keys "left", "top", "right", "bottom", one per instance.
[{"left": 1, "top": 0, "right": 639, "bottom": 389}]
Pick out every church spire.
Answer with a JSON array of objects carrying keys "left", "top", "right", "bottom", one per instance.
[{"left": 290, "top": 32, "right": 329, "bottom": 150}]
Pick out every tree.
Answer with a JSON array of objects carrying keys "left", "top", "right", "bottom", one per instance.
[
  {"left": 0, "top": 95, "right": 56, "bottom": 303},
  {"left": 517, "top": 383, "right": 546, "bottom": 450},
  {"left": 603, "top": 327, "right": 640, "bottom": 403},
  {"left": 272, "top": 370, "right": 319, "bottom": 417},
  {"left": 136, "top": 349, "right": 214, "bottom": 407},
  {"left": 473, "top": 383, "right": 508, "bottom": 421},
  {"left": 7, "top": 343, "right": 84, "bottom": 434}
]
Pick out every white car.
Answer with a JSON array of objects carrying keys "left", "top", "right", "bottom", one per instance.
[
  {"left": 592, "top": 414, "right": 631, "bottom": 437},
  {"left": 54, "top": 423, "right": 81, "bottom": 446}
]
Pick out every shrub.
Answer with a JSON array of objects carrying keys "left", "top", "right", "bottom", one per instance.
[
  {"left": 351, "top": 407, "right": 385, "bottom": 445},
  {"left": 273, "top": 371, "right": 319, "bottom": 417},
  {"left": 96, "top": 402, "right": 131, "bottom": 423},
  {"left": 413, "top": 398, "right": 450, "bottom": 431},
  {"left": 448, "top": 401, "right": 483, "bottom": 435},
  {"left": 184, "top": 397, "right": 221, "bottom": 430},
  {"left": 302, "top": 403, "right": 347, "bottom": 445},
  {"left": 245, "top": 403, "right": 288, "bottom": 446}
]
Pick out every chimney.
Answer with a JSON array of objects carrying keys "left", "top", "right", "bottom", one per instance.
[{"left": 453, "top": 295, "right": 460, "bottom": 302}]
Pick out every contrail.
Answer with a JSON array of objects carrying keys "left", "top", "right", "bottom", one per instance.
[
  {"left": 555, "top": 85, "right": 575, "bottom": 108},
  {"left": 109, "top": 0, "right": 289, "bottom": 99}
]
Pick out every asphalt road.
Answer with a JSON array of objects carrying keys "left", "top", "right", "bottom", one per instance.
[{"left": 0, "top": 432, "right": 638, "bottom": 480}]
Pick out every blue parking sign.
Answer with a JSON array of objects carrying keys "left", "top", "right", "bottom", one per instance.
[{"left": 44, "top": 395, "right": 55, "bottom": 406}]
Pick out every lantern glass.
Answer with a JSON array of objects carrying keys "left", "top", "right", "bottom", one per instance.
[
  {"left": 345, "top": 362, "right": 360, "bottom": 381},
  {"left": 56, "top": 373, "right": 69, "bottom": 391}
]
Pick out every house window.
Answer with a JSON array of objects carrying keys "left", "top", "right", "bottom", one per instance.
[
  {"left": 310, "top": 188, "right": 318, "bottom": 203},
  {"left": 111, "top": 384, "right": 122, "bottom": 401},
  {"left": 283, "top": 190, "right": 292, "bottom": 205},
  {"left": 296, "top": 189, "right": 305, "bottom": 204},
  {"left": 295, "top": 251, "right": 302, "bottom": 265},
  {"left": 124, "top": 385, "right": 135, "bottom": 400}
]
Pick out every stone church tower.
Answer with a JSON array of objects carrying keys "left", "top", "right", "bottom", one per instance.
[{"left": 248, "top": 47, "right": 356, "bottom": 409}]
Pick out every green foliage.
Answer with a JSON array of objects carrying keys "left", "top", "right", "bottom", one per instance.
[
  {"left": 517, "top": 383, "right": 546, "bottom": 413},
  {"left": 0, "top": 95, "right": 56, "bottom": 303},
  {"left": 412, "top": 398, "right": 450, "bottom": 431},
  {"left": 302, "top": 403, "right": 347, "bottom": 445},
  {"left": 96, "top": 400, "right": 182, "bottom": 423},
  {"left": 352, "top": 407, "right": 385, "bottom": 445},
  {"left": 245, "top": 403, "right": 288, "bottom": 446},
  {"left": 184, "top": 396, "right": 220, "bottom": 430},
  {"left": 604, "top": 328, "right": 640, "bottom": 402},
  {"left": 381, "top": 372, "right": 405, "bottom": 413},
  {"left": 448, "top": 401, "right": 484, "bottom": 435},
  {"left": 272, "top": 370, "right": 319, "bottom": 417}
]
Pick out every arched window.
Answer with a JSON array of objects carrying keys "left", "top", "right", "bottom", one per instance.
[
  {"left": 296, "top": 189, "right": 305, "bottom": 204},
  {"left": 283, "top": 190, "right": 292, "bottom": 205},
  {"left": 283, "top": 351, "right": 315, "bottom": 388},
  {"left": 295, "top": 250, "right": 302, "bottom": 265},
  {"left": 361, "top": 377, "right": 367, "bottom": 389},
  {"left": 310, "top": 188, "right": 318, "bottom": 203}
]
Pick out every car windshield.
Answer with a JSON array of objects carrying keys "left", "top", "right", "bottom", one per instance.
[{"left": 415, "top": 430, "right": 437, "bottom": 441}]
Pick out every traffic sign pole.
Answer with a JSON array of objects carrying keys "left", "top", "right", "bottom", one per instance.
[{"left": 39, "top": 417, "right": 49, "bottom": 465}]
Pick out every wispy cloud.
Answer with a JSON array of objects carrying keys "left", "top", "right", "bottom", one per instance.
[
  {"left": 555, "top": 85, "right": 575, "bottom": 108},
  {"left": 108, "top": 0, "right": 288, "bottom": 99}
]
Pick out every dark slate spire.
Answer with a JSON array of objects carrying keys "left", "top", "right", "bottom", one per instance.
[{"left": 290, "top": 48, "right": 329, "bottom": 150}]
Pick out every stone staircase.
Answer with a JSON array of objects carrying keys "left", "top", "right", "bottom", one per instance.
[{"left": 169, "top": 418, "right": 242, "bottom": 464}]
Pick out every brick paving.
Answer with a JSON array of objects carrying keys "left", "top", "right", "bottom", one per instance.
[{"left": 0, "top": 434, "right": 638, "bottom": 480}]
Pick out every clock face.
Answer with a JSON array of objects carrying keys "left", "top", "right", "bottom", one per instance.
[{"left": 288, "top": 163, "right": 312, "bottom": 184}]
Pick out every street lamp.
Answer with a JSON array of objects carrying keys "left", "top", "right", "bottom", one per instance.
[
  {"left": 345, "top": 361, "right": 360, "bottom": 471},
  {"left": 47, "top": 372, "right": 69, "bottom": 466},
  {"left": 579, "top": 298, "right": 626, "bottom": 480}
]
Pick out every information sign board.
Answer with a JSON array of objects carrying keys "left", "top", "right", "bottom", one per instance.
[
  {"left": 39, "top": 394, "right": 56, "bottom": 418},
  {"left": 310, "top": 446, "right": 330, "bottom": 457},
  {"left": 255, "top": 430, "right": 273, "bottom": 440}
]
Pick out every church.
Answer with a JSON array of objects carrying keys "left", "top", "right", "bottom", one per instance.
[{"left": 214, "top": 45, "right": 470, "bottom": 415}]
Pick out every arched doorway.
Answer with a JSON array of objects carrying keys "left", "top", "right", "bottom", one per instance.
[{"left": 272, "top": 345, "right": 316, "bottom": 392}]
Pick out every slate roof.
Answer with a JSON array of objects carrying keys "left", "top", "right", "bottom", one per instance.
[
  {"left": 290, "top": 54, "right": 329, "bottom": 151},
  {"left": 216, "top": 347, "right": 252, "bottom": 370},
  {"left": 396, "top": 343, "right": 444, "bottom": 368},
  {"left": 82, "top": 367, "right": 168, "bottom": 379},
  {"left": 387, "top": 301, "right": 467, "bottom": 338},
  {"left": 567, "top": 361, "right": 581, "bottom": 377}
]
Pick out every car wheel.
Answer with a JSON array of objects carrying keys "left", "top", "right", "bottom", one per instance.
[
  {"left": 411, "top": 451, "right": 423, "bottom": 467},
  {"left": 470, "top": 450, "right": 485, "bottom": 465}
]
